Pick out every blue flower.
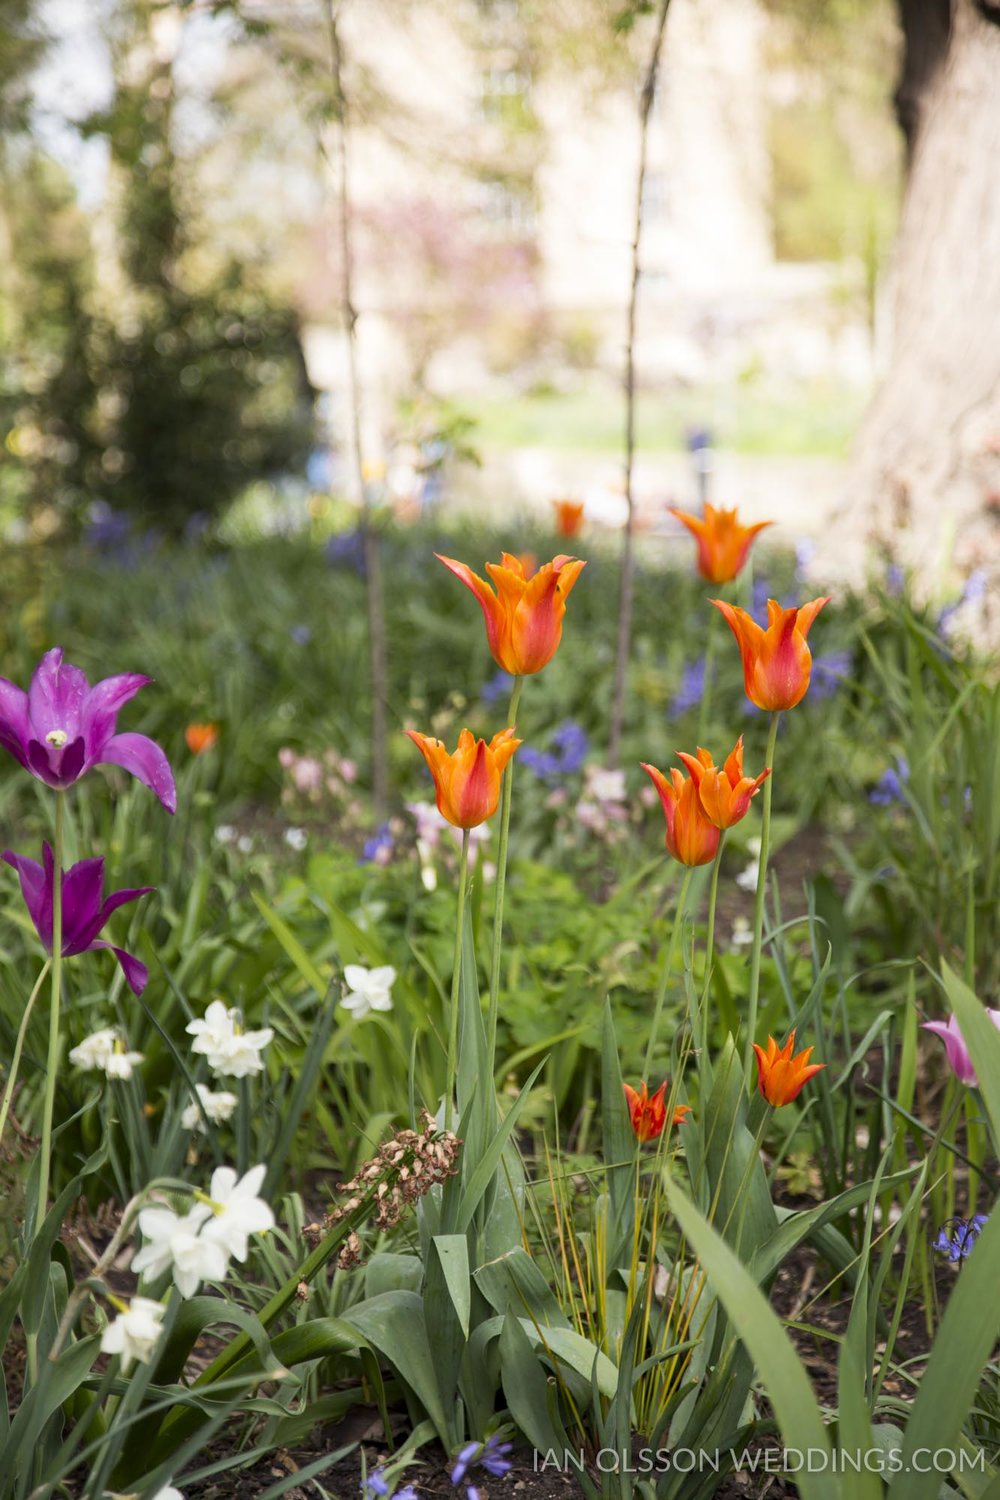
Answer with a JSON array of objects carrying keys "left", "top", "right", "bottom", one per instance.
[
  {"left": 809, "top": 650, "right": 851, "bottom": 701},
  {"left": 450, "top": 1436, "right": 513, "bottom": 1493},
  {"left": 290, "top": 624, "right": 312, "bottom": 646},
  {"left": 481, "top": 670, "right": 514, "bottom": 705},
  {"left": 934, "top": 1214, "right": 988, "bottom": 1263},
  {"left": 886, "top": 562, "right": 904, "bottom": 596},
  {"left": 520, "top": 722, "right": 589, "bottom": 781},
  {"left": 480, "top": 1436, "right": 514, "bottom": 1478},
  {"left": 361, "top": 823, "right": 394, "bottom": 864},
  {"left": 361, "top": 1469, "right": 418, "bottom": 1500},
  {"left": 869, "top": 757, "right": 909, "bottom": 805},
  {"left": 670, "top": 657, "right": 706, "bottom": 716},
  {"left": 326, "top": 529, "right": 367, "bottom": 575},
  {"left": 550, "top": 721, "right": 589, "bottom": 773}
]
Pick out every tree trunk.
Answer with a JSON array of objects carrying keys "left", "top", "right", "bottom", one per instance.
[{"left": 832, "top": 0, "right": 1000, "bottom": 600}]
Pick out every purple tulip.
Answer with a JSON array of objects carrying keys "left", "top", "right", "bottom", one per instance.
[
  {"left": 0, "top": 648, "right": 176, "bottom": 812},
  {"left": 922, "top": 1011, "right": 1000, "bottom": 1087},
  {"left": 3, "top": 844, "right": 154, "bottom": 995}
]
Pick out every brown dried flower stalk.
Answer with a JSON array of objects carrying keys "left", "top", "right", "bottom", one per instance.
[{"left": 310, "top": 1111, "right": 461, "bottom": 1268}]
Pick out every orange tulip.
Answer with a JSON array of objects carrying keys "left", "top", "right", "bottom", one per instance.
[
  {"left": 668, "top": 503, "right": 772, "bottom": 584},
  {"left": 624, "top": 1081, "right": 691, "bottom": 1143},
  {"left": 711, "top": 596, "right": 831, "bottom": 712},
  {"left": 185, "top": 723, "right": 219, "bottom": 755},
  {"left": 641, "top": 760, "right": 721, "bottom": 867},
  {"left": 552, "top": 499, "right": 584, "bottom": 538},
  {"left": 676, "top": 736, "right": 770, "bottom": 830},
  {"left": 437, "top": 552, "right": 586, "bottom": 676},
  {"left": 406, "top": 726, "right": 521, "bottom": 829},
  {"left": 753, "top": 1030, "right": 826, "bottom": 1107}
]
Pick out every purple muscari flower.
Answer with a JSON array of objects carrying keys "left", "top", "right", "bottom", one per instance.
[
  {"left": 921, "top": 1010, "right": 1000, "bottom": 1087},
  {"left": 869, "top": 757, "right": 909, "bottom": 806},
  {"left": 0, "top": 648, "right": 176, "bottom": 812},
  {"left": 363, "top": 1471, "right": 390, "bottom": 1499},
  {"left": 934, "top": 1214, "right": 988, "bottom": 1263},
  {"left": 481, "top": 670, "right": 514, "bottom": 705},
  {"left": 361, "top": 823, "right": 394, "bottom": 865},
  {"left": 671, "top": 657, "right": 706, "bottom": 716},
  {"left": 886, "top": 562, "right": 904, "bottom": 596},
  {"left": 3, "top": 843, "right": 153, "bottom": 995},
  {"left": 809, "top": 650, "right": 851, "bottom": 701},
  {"left": 290, "top": 624, "right": 312, "bottom": 646}
]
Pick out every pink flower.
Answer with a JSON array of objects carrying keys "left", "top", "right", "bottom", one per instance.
[
  {"left": 0, "top": 648, "right": 175, "bottom": 810},
  {"left": 922, "top": 1011, "right": 1000, "bottom": 1086}
]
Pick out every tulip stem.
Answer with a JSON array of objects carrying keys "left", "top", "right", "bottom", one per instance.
[
  {"left": 36, "top": 791, "right": 65, "bottom": 1239},
  {"left": 0, "top": 959, "right": 52, "bottom": 1152},
  {"left": 446, "top": 829, "right": 471, "bottom": 1132},
  {"left": 644, "top": 867, "right": 693, "bottom": 1079},
  {"left": 697, "top": 602, "right": 720, "bottom": 743},
  {"left": 744, "top": 712, "right": 780, "bottom": 1083},
  {"left": 702, "top": 832, "right": 726, "bottom": 1057},
  {"left": 487, "top": 674, "right": 523, "bottom": 1080}
]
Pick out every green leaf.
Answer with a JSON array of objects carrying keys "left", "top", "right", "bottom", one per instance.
[
  {"left": 252, "top": 890, "right": 327, "bottom": 995},
  {"left": 667, "top": 1175, "right": 839, "bottom": 1500},
  {"left": 428, "top": 1235, "right": 471, "bottom": 1339},
  {"left": 342, "top": 1291, "right": 452, "bottom": 1445},
  {"left": 455, "top": 1059, "right": 544, "bottom": 1233}
]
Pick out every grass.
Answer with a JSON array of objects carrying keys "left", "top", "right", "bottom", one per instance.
[{"left": 465, "top": 376, "right": 868, "bottom": 458}]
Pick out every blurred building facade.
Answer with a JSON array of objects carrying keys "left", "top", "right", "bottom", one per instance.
[{"left": 301, "top": 0, "right": 877, "bottom": 426}]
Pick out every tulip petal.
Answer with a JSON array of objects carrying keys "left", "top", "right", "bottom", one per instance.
[
  {"left": 61, "top": 856, "right": 107, "bottom": 951},
  {"left": 3, "top": 848, "right": 50, "bottom": 946},
  {"left": 99, "top": 732, "right": 177, "bottom": 813},
  {"left": 0, "top": 678, "right": 30, "bottom": 768},
  {"left": 28, "top": 648, "right": 88, "bottom": 741},
  {"left": 83, "top": 673, "right": 153, "bottom": 759},
  {"left": 88, "top": 940, "right": 149, "bottom": 996}
]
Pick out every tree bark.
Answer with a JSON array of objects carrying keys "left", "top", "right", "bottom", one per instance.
[
  {"left": 324, "top": 0, "right": 390, "bottom": 821},
  {"left": 833, "top": 0, "right": 1000, "bottom": 602}
]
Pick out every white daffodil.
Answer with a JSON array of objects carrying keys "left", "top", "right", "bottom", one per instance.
[
  {"left": 201, "top": 1164, "right": 274, "bottom": 1262},
  {"left": 186, "top": 1000, "right": 273, "bottom": 1078},
  {"left": 181, "top": 1083, "right": 239, "bottom": 1133},
  {"left": 132, "top": 1203, "right": 227, "bottom": 1299},
  {"left": 68, "top": 1027, "right": 118, "bottom": 1071},
  {"left": 104, "top": 1045, "right": 145, "bottom": 1080},
  {"left": 150, "top": 1488, "right": 185, "bottom": 1500},
  {"left": 99, "top": 1296, "right": 166, "bottom": 1372},
  {"left": 341, "top": 964, "right": 396, "bottom": 1020}
]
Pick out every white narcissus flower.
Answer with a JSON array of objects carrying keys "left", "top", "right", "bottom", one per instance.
[
  {"left": 99, "top": 1296, "right": 166, "bottom": 1372},
  {"left": 181, "top": 1083, "right": 239, "bottom": 1133},
  {"left": 151, "top": 1488, "right": 185, "bottom": 1500},
  {"left": 186, "top": 999, "right": 273, "bottom": 1078},
  {"left": 201, "top": 1164, "right": 275, "bottom": 1261},
  {"left": 341, "top": 964, "right": 396, "bottom": 1020},
  {"left": 68, "top": 1027, "right": 118, "bottom": 1071},
  {"left": 104, "top": 1045, "right": 145, "bottom": 1080},
  {"left": 132, "top": 1204, "right": 227, "bottom": 1299}
]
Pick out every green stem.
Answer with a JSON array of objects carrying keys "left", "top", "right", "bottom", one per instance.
[
  {"left": 36, "top": 792, "right": 65, "bottom": 1236},
  {"left": 446, "top": 829, "right": 471, "bottom": 1131},
  {"left": 744, "top": 712, "right": 780, "bottom": 1082},
  {"left": 702, "top": 833, "right": 726, "bottom": 1057},
  {"left": 486, "top": 674, "right": 523, "bottom": 1077},
  {"left": 0, "top": 959, "right": 52, "bottom": 1148},
  {"left": 643, "top": 867, "right": 693, "bottom": 1079},
  {"left": 696, "top": 601, "right": 720, "bottom": 743}
]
